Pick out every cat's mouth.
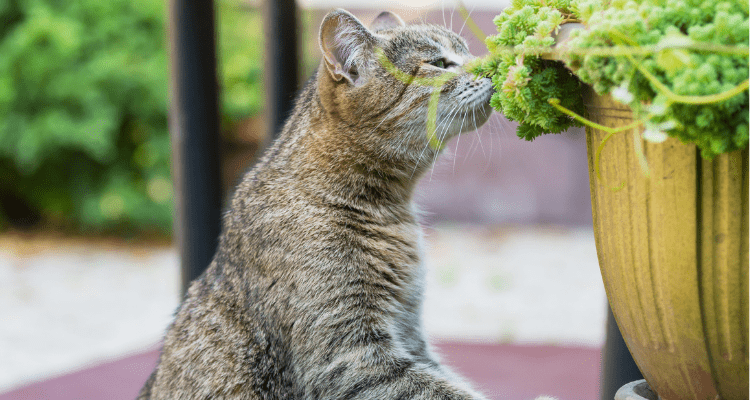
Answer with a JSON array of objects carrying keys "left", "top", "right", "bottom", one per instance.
[{"left": 436, "top": 77, "right": 494, "bottom": 136}]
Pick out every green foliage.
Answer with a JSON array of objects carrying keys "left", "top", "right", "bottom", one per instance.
[
  {"left": 474, "top": 0, "right": 749, "bottom": 158},
  {"left": 566, "top": 0, "right": 749, "bottom": 158},
  {"left": 471, "top": 0, "right": 585, "bottom": 140},
  {"left": 218, "top": 1, "right": 264, "bottom": 125},
  {"left": 0, "top": 0, "right": 263, "bottom": 234}
]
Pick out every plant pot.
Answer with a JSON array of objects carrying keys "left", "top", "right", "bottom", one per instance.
[
  {"left": 583, "top": 86, "right": 749, "bottom": 400},
  {"left": 615, "top": 380, "right": 659, "bottom": 400}
]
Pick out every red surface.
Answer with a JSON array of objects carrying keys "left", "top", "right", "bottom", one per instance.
[
  {"left": 433, "top": 342, "right": 601, "bottom": 400},
  {"left": 1, "top": 342, "right": 599, "bottom": 400},
  {"left": 0, "top": 350, "right": 158, "bottom": 400}
]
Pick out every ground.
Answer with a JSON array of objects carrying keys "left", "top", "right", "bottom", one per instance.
[{"left": 0, "top": 223, "right": 606, "bottom": 393}]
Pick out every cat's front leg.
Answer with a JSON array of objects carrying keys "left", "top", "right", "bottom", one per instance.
[{"left": 300, "top": 336, "right": 488, "bottom": 400}]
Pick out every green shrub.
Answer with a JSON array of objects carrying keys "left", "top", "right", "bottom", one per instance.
[
  {"left": 475, "top": 0, "right": 585, "bottom": 140},
  {"left": 566, "top": 0, "right": 748, "bottom": 158},
  {"left": 0, "top": 0, "right": 263, "bottom": 234},
  {"left": 218, "top": 2, "right": 264, "bottom": 125},
  {"left": 472, "top": 0, "right": 749, "bottom": 159}
]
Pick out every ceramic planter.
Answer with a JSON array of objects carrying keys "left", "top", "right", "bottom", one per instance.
[
  {"left": 583, "top": 87, "right": 749, "bottom": 400},
  {"left": 615, "top": 380, "right": 658, "bottom": 400}
]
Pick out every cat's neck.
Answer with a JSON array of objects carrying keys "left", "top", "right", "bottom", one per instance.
[{"left": 270, "top": 71, "right": 425, "bottom": 212}]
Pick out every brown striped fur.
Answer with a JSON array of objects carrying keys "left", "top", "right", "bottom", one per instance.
[{"left": 139, "top": 9, "right": 499, "bottom": 399}]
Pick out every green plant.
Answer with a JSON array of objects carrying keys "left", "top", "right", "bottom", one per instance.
[
  {"left": 470, "top": 0, "right": 585, "bottom": 141},
  {"left": 217, "top": 1, "right": 264, "bottom": 127},
  {"left": 471, "top": 0, "right": 749, "bottom": 159},
  {"left": 0, "top": 0, "right": 171, "bottom": 233},
  {"left": 0, "top": 0, "right": 263, "bottom": 234}
]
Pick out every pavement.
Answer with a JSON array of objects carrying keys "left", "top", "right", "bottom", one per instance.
[{"left": 0, "top": 224, "right": 607, "bottom": 399}]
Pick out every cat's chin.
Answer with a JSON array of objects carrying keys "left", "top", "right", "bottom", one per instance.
[
  {"left": 437, "top": 102, "right": 494, "bottom": 137},
  {"left": 463, "top": 101, "right": 494, "bottom": 133}
]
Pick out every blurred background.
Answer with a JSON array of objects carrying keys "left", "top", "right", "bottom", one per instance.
[{"left": 0, "top": 0, "right": 607, "bottom": 398}]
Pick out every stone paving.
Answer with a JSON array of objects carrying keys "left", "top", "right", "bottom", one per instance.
[{"left": 0, "top": 224, "right": 606, "bottom": 393}]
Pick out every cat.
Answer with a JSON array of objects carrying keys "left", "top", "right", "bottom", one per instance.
[{"left": 139, "top": 9, "right": 505, "bottom": 399}]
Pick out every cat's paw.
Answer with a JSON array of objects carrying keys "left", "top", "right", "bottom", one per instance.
[{"left": 533, "top": 396, "right": 557, "bottom": 400}]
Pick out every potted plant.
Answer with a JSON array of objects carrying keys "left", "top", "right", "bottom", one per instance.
[{"left": 469, "top": 0, "right": 748, "bottom": 399}]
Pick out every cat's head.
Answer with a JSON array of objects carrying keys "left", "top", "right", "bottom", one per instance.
[{"left": 316, "top": 9, "right": 493, "bottom": 169}]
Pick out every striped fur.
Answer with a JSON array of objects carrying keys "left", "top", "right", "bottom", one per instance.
[{"left": 140, "top": 9, "right": 496, "bottom": 400}]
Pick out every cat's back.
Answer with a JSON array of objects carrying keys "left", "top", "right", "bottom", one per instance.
[
  {"left": 141, "top": 250, "right": 298, "bottom": 399},
  {"left": 139, "top": 154, "right": 306, "bottom": 399}
]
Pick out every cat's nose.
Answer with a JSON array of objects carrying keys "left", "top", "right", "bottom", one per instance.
[
  {"left": 467, "top": 76, "right": 490, "bottom": 87},
  {"left": 472, "top": 73, "right": 486, "bottom": 82}
]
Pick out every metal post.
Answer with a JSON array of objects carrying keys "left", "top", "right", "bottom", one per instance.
[
  {"left": 264, "top": 0, "right": 300, "bottom": 139},
  {"left": 600, "top": 305, "right": 644, "bottom": 400},
  {"left": 168, "top": 0, "right": 223, "bottom": 296}
]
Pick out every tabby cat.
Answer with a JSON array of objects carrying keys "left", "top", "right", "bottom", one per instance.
[{"left": 139, "top": 9, "right": 538, "bottom": 399}]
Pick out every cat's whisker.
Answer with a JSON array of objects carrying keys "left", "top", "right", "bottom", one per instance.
[
  {"left": 491, "top": 116, "right": 503, "bottom": 165},
  {"left": 430, "top": 108, "right": 456, "bottom": 172},
  {"left": 472, "top": 108, "right": 487, "bottom": 159},
  {"left": 464, "top": 115, "right": 482, "bottom": 166},
  {"left": 464, "top": 136, "right": 475, "bottom": 165},
  {"left": 482, "top": 112, "right": 504, "bottom": 164},
  {"left": 429, "top": 105, "right": 459, "bottom": 178},
  {"left": 423, "top": 95, "right": 463, "bottom": 180},
  {"left": 435, "top": 103, "right": 459, "bottom": 138},
  {"left": 442, "top": 0, "right": 447, "bottom": 29},
  {"left": 497, "top": 114, "right": 514, "bottom": 139},
  {"left": 411, "top": 143, "right": 429, "bottom": 179},
  {"left": 482, "top": 111, "right": 498, "bottom": 136},
  {"left": 479, "top": 107, "right": 496, "bottom": 161},
  {"left": 456, "top": 110, "right": 467, "bottom": 165},
  {"left": 457, "top": 5, "right": 475, "bottom": 38},
  {"left": 449, "top": 109, "right": 464, "bottom": 175},
  {"left": 410, "top": 113, "right": 439, "bottom": 179},
  {"left": 453, "top": 97, "right": 478, "bottom": 175},
  {"left": 488, "top": 127, "right": 494, "bottom": 162},
  {"left": 450, "top": 6, "right": 455, "bottom": 31},
  {"left": 440, "top": 109, "right": 458, "bottom": 144},
  {"left": 428, "top": 147, "right": 440, "bottom": 180},
  {"left": 438, "top": 105, "right": 461, "bottom": 143},
  {"left": 474, "top": 116, "right": 493, "bottom": 175}
]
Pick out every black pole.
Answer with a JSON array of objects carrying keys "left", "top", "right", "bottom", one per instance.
[
  {"left": 264, "top": 0, "right": 299, "bottom": 139},
  {"left": 168, "top": 0, "right": 223, "bottom": 296},
  {"left": 600, "top": 305, "right": 644, "bottom": 399}
]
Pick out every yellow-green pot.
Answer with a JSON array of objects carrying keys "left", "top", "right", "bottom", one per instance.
[{"left": 584, "top": 87, "right": 749, "bottom": 400}]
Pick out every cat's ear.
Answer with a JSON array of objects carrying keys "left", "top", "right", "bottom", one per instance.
[
  {"left": 319, "top": 9, "right": 376, "bottom": 85},
  {"left": 370, "top": 11, "right": 405, "bottom": 31}
]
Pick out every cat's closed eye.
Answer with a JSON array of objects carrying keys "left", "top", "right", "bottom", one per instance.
[{"left": 427, "top": 58, "right": 456, "bottom": 69}]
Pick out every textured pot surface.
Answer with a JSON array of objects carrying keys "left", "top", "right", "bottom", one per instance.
[
  {"left": 584, "top": 87, "right": 749, "bottom": 400},
  {"left": 615, "top": 380, "right": 659, "bottom": 400}
]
